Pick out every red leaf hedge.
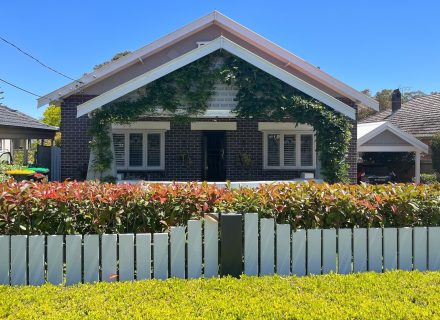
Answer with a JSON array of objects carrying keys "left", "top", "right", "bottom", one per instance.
[{"left": 0, "top": 180, "right": 439, "bottom": 234}]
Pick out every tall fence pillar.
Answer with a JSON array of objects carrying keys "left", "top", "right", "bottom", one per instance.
[{"left": 220, "top": 213, "right": 243, "bottom": 277}]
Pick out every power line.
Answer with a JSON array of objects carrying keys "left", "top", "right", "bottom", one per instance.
[
  {"left": 0, "top": 35, "right": 79, "bottom": 82},
  {"left": 0, "top": 78, "right": 41, "bottom": 97}
]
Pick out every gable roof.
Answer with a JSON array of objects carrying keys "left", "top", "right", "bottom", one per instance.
[
  {"left": 0, "top": 105, "right": 58, "bottom": 131},
  {"left": 362, "top": 93, "right": 440, "bottom": 137},
  {"left": 37, "top": 11, "right": 378, "bottom": 113},
  {"left": 357, "top": 121, "right": 428, "bottom": 153},
  {"left": 76, "top": 36, "right": 356, "bottom": 119}
]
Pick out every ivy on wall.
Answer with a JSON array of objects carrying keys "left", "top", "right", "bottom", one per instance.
[{"left": 89, "top": 51, "right": 352, "bottom": 183}]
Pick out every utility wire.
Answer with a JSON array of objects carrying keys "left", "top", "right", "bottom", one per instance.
[
  {"left": 0, "top": 78, "right": 41, "bottom": 97},
  {"left": 0, "top": 35, "right": 79, "bottom": 82}
]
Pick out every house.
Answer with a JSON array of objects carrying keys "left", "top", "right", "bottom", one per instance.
[
  {"left": 362, "top": 92, "right": 440, "bottom": 174},
  {"left": 0, "top": 104, "right": 58, "bottom": 165},
  {"left": 37, "top": 11, "right": 380, "bottom": 183}
]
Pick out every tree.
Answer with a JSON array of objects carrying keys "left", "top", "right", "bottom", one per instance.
[
  {"left": 432, "top": 133, "right": 440, "bottom": 175},
  {"left": 41, "top": 105, "right": 61, "bottom": 127},
  {"left": 41, "top": 105, "right": 61, "bottom": 146},
  {"left": 94, "top": 51, "right": 131, "bottom": 70}
]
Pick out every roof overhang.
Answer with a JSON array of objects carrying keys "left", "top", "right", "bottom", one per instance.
[
  {"left": 37, "top": 11, "right": 378, "bottom": 111},
  {"left": 76, "top": 36, "right": 356, "bottom": 119},
  {"left": 357, "top": 121, "right": 429, "bottom": 154}
]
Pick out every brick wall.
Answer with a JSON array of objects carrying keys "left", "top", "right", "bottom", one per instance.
[
  {"left": 60, "top": 98, "right": 358, "bottom": 183},
  {"left": 60, "top": 95, "right": 95, "bottom": 181}
]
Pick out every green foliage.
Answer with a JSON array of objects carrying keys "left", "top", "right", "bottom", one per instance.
[
  {"left": 90, "top": 51, "right": 352, "bottom": 182},
  {"left": 432, "top": 133, "right": 440, "bottom": 174},
  {"left": 1, "top": 181, "right": 440, "bottom": 234},
  {"left": 94, "top": 51, "right": 132, "bottom": 70},
  {"left": 41, "top": 105, "right": 61, "bottom": 127},
  {"left": 419, "top": 173, "right": 438, "bottom": 184},
  {"left": 1, "top": 271, "right": 440, "bottom": 319}
]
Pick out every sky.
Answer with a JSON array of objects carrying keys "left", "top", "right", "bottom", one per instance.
[{"left": 0, "top": 0, "right": 439, "bottom": 118}]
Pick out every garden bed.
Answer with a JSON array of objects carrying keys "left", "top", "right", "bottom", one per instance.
[{"left": 0, "top": 271, "right": 439, "bottom": 319}]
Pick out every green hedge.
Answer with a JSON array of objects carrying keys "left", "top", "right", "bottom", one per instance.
[
  {"left": 1, "top": 180, "right": 440, "bottom": 234},
  {"left": 1, "top": 272, "right": 440, "bottom": 319}
]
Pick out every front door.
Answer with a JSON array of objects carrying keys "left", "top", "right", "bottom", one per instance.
[{"left": 203, "top": 131, "right": 226, "bottom": 181}]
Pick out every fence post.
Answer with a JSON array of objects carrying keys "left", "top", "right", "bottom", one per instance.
[{"left": 220, "top": 213, "right": 242, "bottom": 277}]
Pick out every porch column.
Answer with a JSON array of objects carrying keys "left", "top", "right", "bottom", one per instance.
[{"left": 415, "top": 151, "right": 421, "bottom": 183}]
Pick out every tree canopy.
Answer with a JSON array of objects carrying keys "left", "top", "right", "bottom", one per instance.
[{"left": 41, "top": 105, "right": 61, "bottom": 127}]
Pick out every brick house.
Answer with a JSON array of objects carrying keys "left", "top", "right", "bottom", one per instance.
[{"left": 38, "top": 11, "right": 379, "bottom": 183}]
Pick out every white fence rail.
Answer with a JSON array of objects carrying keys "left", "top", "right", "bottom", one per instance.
[{"left": 0, "top": 213, "right": 440, "bottom": 286}]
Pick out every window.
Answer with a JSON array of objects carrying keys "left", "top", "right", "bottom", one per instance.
[
  {"left": 112, "top": 131, "right": 165, "bottom": 170},
  {"left": 263, "top": 131, "right": 315, "bottom": 169}
]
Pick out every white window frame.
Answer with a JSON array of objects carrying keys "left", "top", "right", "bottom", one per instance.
[
  {"left": 112, "top": 130, "right": 165, "bottom": 171},
  {"left": 262, "top": 131, "right": 316, "bottom": 170}
]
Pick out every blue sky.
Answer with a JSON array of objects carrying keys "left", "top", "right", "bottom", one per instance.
[{"left": 1, "top": 0, "right": 439, "bottom": 118}]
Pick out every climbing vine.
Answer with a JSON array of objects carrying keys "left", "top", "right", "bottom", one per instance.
[{"left": 89, "top": 51, "right": 352, "bottom": 183}]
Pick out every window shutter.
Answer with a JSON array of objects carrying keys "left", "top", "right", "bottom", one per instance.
[
  {"left": 112, "top": 134, "right": 126, "bottom": 167},
  {"left": 129, "top": 133, "right": 143, "bottom": 167},
  {"left": 267, "top": 134, "right": 280, "bottom": 166},
  {"left": 147, "top": 133, "right": 161, "bottom": 167},
  {"left": 283, "top": 134, "right": 296, "bottom": 166},
  {"left": 301, "top": 134, "right": 313, "bottom": 166}
]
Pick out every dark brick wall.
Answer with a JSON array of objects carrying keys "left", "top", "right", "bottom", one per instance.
[
  {"left": 60, "top": 95, "right": 95, "bottom": 181},
  {"left": 60, "top": 97, "right": 358, "bottom": 183}
]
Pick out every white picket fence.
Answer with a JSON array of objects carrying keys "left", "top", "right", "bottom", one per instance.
[{"left": 1, "top": 213, "right": 440, "bottom": 286}]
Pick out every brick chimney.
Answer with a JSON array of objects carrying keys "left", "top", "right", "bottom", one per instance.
[{"left": 391, "top": 89, "right": 402, "bottom": 113}]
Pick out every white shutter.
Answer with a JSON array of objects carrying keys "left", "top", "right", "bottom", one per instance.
[
  {"left": 283, "top": 134, "right": 296, "bottom": 166},
  {"left": 267, "top": 134, "right": 280, "bottom": 167},
  {"left": 129, "top": 133, "right": 143, "bottom": 167},
  {"left": 300, "top": 134, "right": 313, "bottom": 166},
  {"left": 112, "top": 134, "right": 125, "bottom": 167},
  {"left": 147, "top": 133, "right": 161, "bottom": 167}
]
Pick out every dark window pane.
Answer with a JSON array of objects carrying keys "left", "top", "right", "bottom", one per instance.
[
  {"left": 267, "top": 134, "right": 280, "bottom": 166},
  {"left": 113, "top": 134, "right": 125, "bottom": 167},
  {"left": 129, "top": 133, "right": 143, "bottom": 166},
  {"left": 301, "top": 135, "right": 313, "bottom": 166},
  {"left": 284, "top": 134, "right": 296, "bottom": 166},
  {"left": 147, "top": 133, "right": 161, "bottom": 167}
]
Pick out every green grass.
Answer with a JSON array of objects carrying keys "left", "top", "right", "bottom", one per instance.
[{"left": 1, "top": 271, "right": 440, "bottom": 319}]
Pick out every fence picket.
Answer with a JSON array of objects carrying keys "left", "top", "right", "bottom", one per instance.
[
  {"left": 66, "top": 235, "right": 82, "bottom": 285},
  {"left": 84, "top": 235, "right": 99, "bottom": 283},
  {"left": 170, "top": 227, "right": 185, "bottom": 279},
  {"left": 353, "top": 229, "right": 367, "bottom": 272},
  {"left": 10, "top": 235, "right": 27, "bottom": 285},
  {"left": 429, "top": 227, "right": 440, "bottom": 270},
  {"left": 398, "top": 228, "right": 412, "bottom": 271},
  {"left": 28, "top": 236, "right": 45, "bottom": 285},
  {"left": 188, "top": 220, "right": 202, "bottom": 279},
  {"left": 204, "top": 213, "right": 218, "bottom": 278},
  {"left": 322, "top": 229, "right": 336, "bottom": 274},
  {"left": 136, "top": 234, "right": 151, "bottom": 280},
  {"left": 307, "top": 229, "right": 321, "bottom": 275},
  {"left": 383, "top": 228, "right": 397, "bottom": 270},
  {"left": 244, "top": 213, "right": 258, "bottom": 276},
  {"left": 276, "top": 224, "right": 290, "bottom": 275},
  {"left": 47, "top": 235, "right": 63, "bottom": 285},
  {"left": 154, "top": 233, "right": 168, "bottom": 279},
  {"left": 292, "top": 230, "right": 306, "bottom": 276},
  {"left": 101, "top": 234, "right": 117, "bottom": 282},
  {"left": 0, "top": 236, "right": 9, "bottom": 285},
  {"left": 368, "top": 228, "right": 382, "bottom": 272},
  {"left": 119, "top": 234, "right": 134, "bottom": 281},
  {"left": 413, "top": 227, "right": 427, "bottom": 271},
  {"left": 338, "top": 229, "right": 352, "bottom": 274},
  {"left": 260, "top": 218, "right": 275, "bottom": 275}
]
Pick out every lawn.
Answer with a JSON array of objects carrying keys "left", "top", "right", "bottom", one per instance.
[{"left": 0, "top": 271, "right": 439, "bottom": 319}]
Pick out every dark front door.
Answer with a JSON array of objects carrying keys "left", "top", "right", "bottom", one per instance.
[{"left": 203, "top": 131, "right": 226, "bottom": 181}]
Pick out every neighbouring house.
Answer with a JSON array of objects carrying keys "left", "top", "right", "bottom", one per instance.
[
  {"left": 361, "top": 91, "right": 439, "bottom": 180},
  {"left": 37, "top": 11, "right": 381, "bottom": 183},
  {"left": 0, "top": 104, "right": 58, "bottom": 159}
]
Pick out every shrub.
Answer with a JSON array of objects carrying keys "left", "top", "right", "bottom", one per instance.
[
  {"left": 1, "top": 271, "right": 440, "bottom": 319},
  {"left": 419, "top": 173, "right": 438, "bottom": 184},
  {"left": 0, "top": 180, "right": 440, "bottom": 234}
]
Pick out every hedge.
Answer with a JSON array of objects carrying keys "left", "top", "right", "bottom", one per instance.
[
  {"left": 1, "top": 271, "right": 440, "bottom": 319},
  {"left": 0, "top": 180, "right": 440, "bottom": 234}
]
